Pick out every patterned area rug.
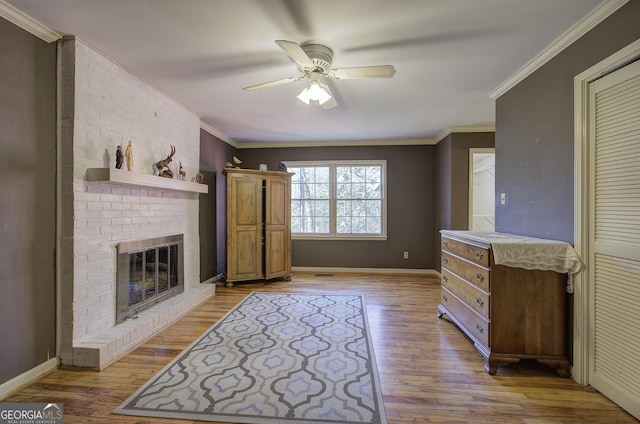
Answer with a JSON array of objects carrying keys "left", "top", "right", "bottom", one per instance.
[{"left": 114, "top": 292, "right": 387, "bottom": 424}]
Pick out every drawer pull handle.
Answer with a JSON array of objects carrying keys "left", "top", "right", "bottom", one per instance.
[
  {"left": 476, "top": 273, "right": 485, "bottom": 282},
  {"left": 442, "top": 294, "right": 448, "bottom": 302},
  {"left": 442, "top": 275, "right": 448, "bottom": 282},
  {"left": 476, "top": 298, "right": 484, "bottom": 307},
  {"left": 476, "top": 324, "right": 484, "bottom": 333},
  {"left": 476, "top": 251, "right": 484, "bottom": 260},
  {"left": 443, "top": 240, "right": 448, "bottom": 247},
  {"left": 443, "top": 257, "right": 449, "bottom": 264}
]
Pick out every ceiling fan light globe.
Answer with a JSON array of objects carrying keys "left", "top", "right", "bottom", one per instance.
[
  {"left": 297, "top": 87, "right": 312, "bottom": 104},
  {"left": 298, "top": 82, "right": 332, "bottom": 106}
]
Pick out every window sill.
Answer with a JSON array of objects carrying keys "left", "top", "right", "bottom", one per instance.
[{"left": 292, "top": 235, "right": 388, "bottom": 241}]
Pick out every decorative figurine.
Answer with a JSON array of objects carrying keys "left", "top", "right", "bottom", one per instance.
[
  {"left": 125, "top": 140, "right": 133, "bottom": 171},
  {"left": 179, "top": 162, "right": 186, "bottom": 181},
  {"left": 196, "top": 172, "right": 204, "bottom": 184},
  {"left": 115, "top": 145, "right": 123, "bottom": 169},
  {"left": 154, "top": 145, "right": 176, "bottom": 178}
]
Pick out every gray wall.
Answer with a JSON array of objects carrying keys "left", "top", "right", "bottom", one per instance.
[
  {"left": 0, "top": 17, "right": 57, "bottom": 384},
  {"left": 495, "top": 0, "right": 640, "bottom": 242},
  {"left": 240, "top": 145, "right": 436, "bottom": 269},
  {"left": 200, "top": 130, "right": 237, "bottom": 278},
  {"left": 435, "top": 132, "right": 495, "bottom": 268}
]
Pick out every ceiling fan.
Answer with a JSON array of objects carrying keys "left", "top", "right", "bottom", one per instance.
[{"left": 243, "top": 40, "right": 396, "bottom": 109}]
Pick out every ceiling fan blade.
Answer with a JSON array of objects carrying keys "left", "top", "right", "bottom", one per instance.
[
  {"left": 275, "top": 40, "right": 315, "bottom": 69},
  {"left": 243, "top": 74, "right": 305, "bottom": 91},
  {"left": 329, "top": 65, "right": 396, "bottom": 79}
]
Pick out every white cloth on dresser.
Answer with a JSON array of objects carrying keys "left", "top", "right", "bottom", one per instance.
[{"left": 456, "top": 232, "right": 582, "bottom": 293}]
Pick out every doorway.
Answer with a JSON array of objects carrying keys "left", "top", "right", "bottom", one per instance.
[
  {"left": 469, "top": 148, "right": 495, "bottom": 231},
  {"left": 574, "top": 39, "right": 640, "bottom": 419}
]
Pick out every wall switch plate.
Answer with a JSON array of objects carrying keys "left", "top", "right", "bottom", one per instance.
[{"left": 500, "top": 192, "right": 506, "bottom": 205}]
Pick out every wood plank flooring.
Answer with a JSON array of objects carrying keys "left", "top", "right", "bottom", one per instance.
[{"left": 2, "top": 272, "right": 637, "bottom": 423}]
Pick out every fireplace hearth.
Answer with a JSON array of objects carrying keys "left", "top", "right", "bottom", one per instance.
[{"left": 116, "top": 234, "right": 184, "bottom": 324}]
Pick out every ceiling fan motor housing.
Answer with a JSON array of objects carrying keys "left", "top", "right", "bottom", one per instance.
[{"left": 300, "top": 43, "right": 334, "bottom": 72}]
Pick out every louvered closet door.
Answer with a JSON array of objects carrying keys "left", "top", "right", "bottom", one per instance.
[{"left": 589, "top": 59, "right": 640, "bottom": 419}]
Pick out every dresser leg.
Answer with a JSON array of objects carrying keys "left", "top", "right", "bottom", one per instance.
[
  {"left": 484, "top": 356, "right": 497, "bottom": 375},
  {"left": 485, "top": 354, "right": 520, "bottom": 375},
  {"left": 537, "top": 358, "right": 570, "bottom": 377}
]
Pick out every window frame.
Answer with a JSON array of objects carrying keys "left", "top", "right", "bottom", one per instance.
[{"left": 283, "top": 159, "right": 388, "bottom": 241}]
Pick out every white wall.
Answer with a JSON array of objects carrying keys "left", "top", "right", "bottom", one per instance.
[{"left": 59, "top": 37, "right": 201, "bottom": 366}]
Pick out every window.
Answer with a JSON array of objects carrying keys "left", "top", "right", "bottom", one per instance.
[{"left": 284, "top": 160, "right": 387, "bottom": 240}]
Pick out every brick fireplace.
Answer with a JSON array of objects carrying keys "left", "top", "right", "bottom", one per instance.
[{"left": 58, "top": 37, "right": 215, "bottom": 369}]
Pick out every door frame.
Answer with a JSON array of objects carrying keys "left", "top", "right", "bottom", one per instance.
[
  {"left": 572, "top": 38, "right": 640, "bottom": 385},
  {"left": 468, "top": 148, "right": 495, "bottom": 231}
]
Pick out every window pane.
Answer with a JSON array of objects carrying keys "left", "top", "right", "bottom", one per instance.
[
  {"left": 337, "top": 183, "right": 351, "bottom": 199},
  {"left": 315, "top": 201, "right": 330, "bottom": 216},
  {"left": 352, "top": 183, "right": 366, "bottom": 198},
  {"left": 367, "top": 166, "right": 381, "bottom": 182},
  {"left": 316, "top": 217, "right": 329, "bottom": 233},
  {"left": 351, "top": 166, "right": 366, "bottom": 182},
  {"left": 291, "top": 216, "right": 301, "bottom": 232},
  {"left": 336, "top": 167, "right": 351, "bottom": 183},
  {"left": 316, "top": 183, "right": 330, "bottom": 199},
  {"left": 337, "top": 200, "right": 350, "bottom": 217},
  {"left": 366, "top": 200, "right": 381, "bottom": 216},
  {"left": 366, "top": 182, "right": 381, "bottom": 199},
  {"left": 352, "top": 200, "right": 366, "bottom": 217},
  {"left": 366, "top": 217, "right": 381, "bottom": 233},
  {"left": 316, "top": 167, "right": 330, "bottom": 182},
  {"left": 337, "top": 216, "right": 351, "bottom": 233}
]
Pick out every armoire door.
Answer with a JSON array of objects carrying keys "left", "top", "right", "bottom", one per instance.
[
  {"left": 227, "top": 175, "right": 263, "bottom": 281},
  {"left": 589, "top": 59, "right": 640, "bottom": 419},
  {"left": 265, "top": 176, "right": 291, "bottom": 279}
]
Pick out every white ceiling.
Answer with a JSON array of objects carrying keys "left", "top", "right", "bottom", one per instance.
[{"left": 5, "top": 0, "right": 608, "bottom": 145}]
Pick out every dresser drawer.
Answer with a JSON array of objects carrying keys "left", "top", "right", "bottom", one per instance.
[
  {"left": 441, "top": 286, "right": 490, "bottom": 347},
  {"left": 441, "top": 253, "right": 489, "bottom": 291},
  {"left": 441, "top": 268, "right": 489, "bottom": 319},
  {"left": 442, "top": 237, "right": 489, "bottom": 267}
]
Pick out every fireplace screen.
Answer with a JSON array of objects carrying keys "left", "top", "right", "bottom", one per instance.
[{"left": 116, "top": 234, "right": 184, "bottom": 324}]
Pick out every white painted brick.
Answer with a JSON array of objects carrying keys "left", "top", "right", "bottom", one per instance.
[{"left": 61, "top": 37, "right": 202, "bottom": 368}]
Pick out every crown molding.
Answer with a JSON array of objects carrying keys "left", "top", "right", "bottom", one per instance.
[
  {"left": 0, "top": 0, "right": 62, "bottom": 42},
  {"left": 434, "top": 125, "right": 496, "bottom": 144},
  {"left": 208, "top": 126, "right": 497, "bottom": 149},
  {"left": 490, "top": 0, "right": 629, "bottom": 99},
  {"left": 200, "top": 122, "right": 238, "bottom": 148},
  {"left": 233, "top": 138, "right": 437, "bottom": 149}
]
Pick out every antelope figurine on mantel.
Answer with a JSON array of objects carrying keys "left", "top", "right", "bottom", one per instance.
[{"left": 154, "top": 145, "right": 176, "bottom": 178}]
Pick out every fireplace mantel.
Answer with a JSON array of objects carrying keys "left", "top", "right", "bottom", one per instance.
[{"left": 87, "top": 168, "right": 208, "bottom": 193}]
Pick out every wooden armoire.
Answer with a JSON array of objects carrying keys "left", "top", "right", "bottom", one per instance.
[{"left": 225, "top": 168, "right": 293, "bottom": 285}]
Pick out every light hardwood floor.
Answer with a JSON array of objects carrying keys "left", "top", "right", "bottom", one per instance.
[{"left": 3, "top": 272, "right": 638, "bottom": 423}]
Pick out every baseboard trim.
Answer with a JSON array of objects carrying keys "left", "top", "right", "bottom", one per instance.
[
  {"left": 202, "top": 273, "right": 224, "bottom": 285},
  {"left": 292, "top": 266, "right": 439, "bottom": 277},
  {"left": 0, "top": 357, "right": 59, "bottom": 400}
]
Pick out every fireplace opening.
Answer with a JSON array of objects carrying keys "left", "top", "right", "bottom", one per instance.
[{"left": 116, "top": 234, "right": 184, "bottom": 324}]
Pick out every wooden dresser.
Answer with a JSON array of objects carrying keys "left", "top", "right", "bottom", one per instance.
[{"left": 437, "top": 230, "right": 570, "bottom": 376}]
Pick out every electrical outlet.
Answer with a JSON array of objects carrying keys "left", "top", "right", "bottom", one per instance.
[
  {"left": 500, "top": 192, "right": 506, "bottom": 205},
  {"left": 403, "top": 251, "right": 409, "bottom": 259}
]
